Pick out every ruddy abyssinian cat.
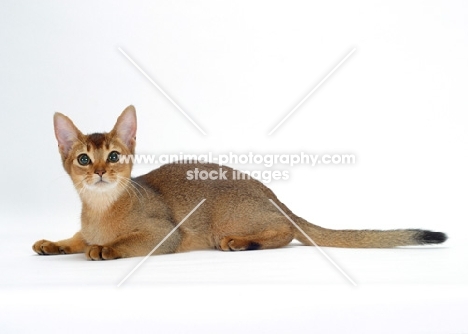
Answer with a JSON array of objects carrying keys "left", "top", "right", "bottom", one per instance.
[{"left": 33, "top": 106, "right": 447, "bottom": 260}]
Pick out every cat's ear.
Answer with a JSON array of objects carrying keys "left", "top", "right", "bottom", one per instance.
[
  {"left": 54, "top": 112, "right": 82, "bottom": 158},
  {"left": 113, "top": 105, "right": 137, "bottom": 150}
]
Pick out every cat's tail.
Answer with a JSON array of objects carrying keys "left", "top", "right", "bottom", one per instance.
[
  {"left": 263, "top": 186, "right": 447, "bottom": 248},
  {"left": 292, "top": 217, "right": 447, "bottom": 248}
]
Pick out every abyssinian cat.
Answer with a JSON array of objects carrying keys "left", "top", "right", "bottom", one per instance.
[{"left": 33, "top": 106, "right": 447, "bottom": 260}]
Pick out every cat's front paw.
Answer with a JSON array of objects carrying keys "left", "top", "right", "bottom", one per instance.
[
  {"left": 86, "top": 245, "right": 120, "bottom": 261},
  {"left": 33, "top": 239, "right": 70, "bottom": 255}
]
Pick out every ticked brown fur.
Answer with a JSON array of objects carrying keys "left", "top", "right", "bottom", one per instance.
[{"left": 33, "top": 106, "right": 447, "bottom": 260}]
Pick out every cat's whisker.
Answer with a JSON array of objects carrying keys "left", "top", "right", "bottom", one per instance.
[
  {"left": 117, "top": 178, "right": 135, "bottom": 198},
  {"left": 128, "top": 179, "right": 147, "bottom": 199},
  {"left": 73, "top": 177, "right": 89, "bottom": 198},
  {"left": 128, "top": 183, "right": 142, "bottom": 202},
  {"left": 121, "top": 176, "right": 147, "bottom": 192},
  {"left": 129, "top": 178, "right": 150, "bottom": 198},
  {"left": 118, "top": 179, "right": 135, "bottom": 204},
  {"left": 125, "top": 180, "right": 145, "bottom": 205},
  {"left": 77, "top": 184, "right": 87, "bottom": 198},
  {"left": 116, "top": 177, "right": 142, "bottom": 206},
  {"left": 117, "top": 176, "right": 149, "bottom": 199}
]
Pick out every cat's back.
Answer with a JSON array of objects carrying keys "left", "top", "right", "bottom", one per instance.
[
  {"left": 136, "top": 162, "right": 241, "bottom": 192},
  {"left": 134, "top": 162, "right": 271, "bottom": 202}
]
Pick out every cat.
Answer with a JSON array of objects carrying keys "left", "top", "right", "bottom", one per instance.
[{"left": 33, "top": 105, "right": 447, "bottom": 260}]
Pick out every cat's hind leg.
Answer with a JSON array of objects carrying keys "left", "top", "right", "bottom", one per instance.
[{"left": 215, "top": 216, "right": 294, "bottom": 251}]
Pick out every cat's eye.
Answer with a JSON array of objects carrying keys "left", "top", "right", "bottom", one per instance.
[
  {"left": 77, "top": 154, "right": 91, "bottom": 166},
  {"left": 107, "top": 151, "right": 120, "bottom": 163}
]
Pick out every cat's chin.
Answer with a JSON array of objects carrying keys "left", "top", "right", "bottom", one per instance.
[{"left": 86, "top": 180, "right": 119, "bottom": 192}]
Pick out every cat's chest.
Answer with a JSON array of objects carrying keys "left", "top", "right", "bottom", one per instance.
[{"left": 81, "top": 213, "right": 125, "bottom": 245}]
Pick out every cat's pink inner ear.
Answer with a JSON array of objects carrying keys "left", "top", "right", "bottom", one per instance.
[
  {"left": 54, "top": 113, "right": 80, "bottom": 156},
  {"left": 114, "top": 105, "right": 137, "bottom": 148}
]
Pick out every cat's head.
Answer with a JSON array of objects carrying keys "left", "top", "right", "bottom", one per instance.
[{"left": 53, "top": 106, "right": 137, "bottom": 202}]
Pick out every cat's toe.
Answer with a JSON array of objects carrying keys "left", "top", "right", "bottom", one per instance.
[
  {"left": 33, "top": 240, "right": 59, "bottom": 255},
  {"left": 218, "top": 237, "right": 232, "bottom": 251},
  {"left": 217, "top": 237, "right": 261, "bottom": 251},
  {"left": 218, "top": 237, "right": 250, "bottom": 251},
  {"left": 86, "top": 245, "right": 103, "bottom": 260},
  {"left": 101, "top": 246, "right": 120, "bottom": 260},
  {"left": 32, "top": 240, "right": 44, "bottom": 254},
  {"left": 86, "top": 245, "right": 120, "bottom": 260}
]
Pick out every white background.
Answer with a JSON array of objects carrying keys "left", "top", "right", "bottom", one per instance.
[{"left": 1, "top": 1, "right": 467, "bottom": 333}]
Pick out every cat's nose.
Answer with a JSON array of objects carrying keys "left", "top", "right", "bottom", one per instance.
[{"left": 95, "top": 169, "right": 106, "bottom": 177}]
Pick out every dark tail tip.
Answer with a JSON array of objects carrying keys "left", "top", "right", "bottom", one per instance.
[{"left": 416, "top": 230, "right": 448, "bottom": 244}]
